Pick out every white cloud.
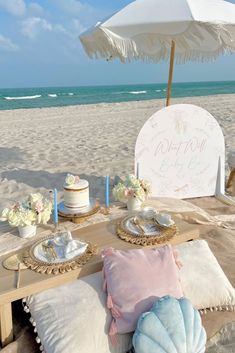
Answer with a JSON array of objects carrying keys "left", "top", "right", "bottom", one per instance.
[
  {"left": 0, "top": 34, "right": 19, "bottom": 51},
  {"left": 21, "top": 16, "right": 75, "bottom": 40},
  {"left": 28, "top": 2, "right": 45, "bottom": 16},
  {"left": 50, "top": 0, "right": 104, "bottom": 23},
  {"left": 21, "top": 17, "right": 52, "bottom": 38},
  {"left": 0, "top": 0, "right": 26, "bottom": 17},
  {"left": 51, "top": 0, "right": 89, "bottom": 16},
  {"left": 53, "top": 24, "right": 74, "bottom": 38},
  {"left": 49, "top": 0, "right": 105, "bottom": 34},
  {"left": 72, "top": 19, "right": 85, "bottom": 35}
]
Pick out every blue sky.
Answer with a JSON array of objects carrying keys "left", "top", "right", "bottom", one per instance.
[{"left": 0, "top": 0, "right": 234, "bottom": 88}]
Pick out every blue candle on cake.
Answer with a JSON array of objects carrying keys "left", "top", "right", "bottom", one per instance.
[
  {"left": 53, "top": 188, "right": 58, "bottom": 226},
  {"left": 105, "top": 176, "right": 109, "bottom": 208}
]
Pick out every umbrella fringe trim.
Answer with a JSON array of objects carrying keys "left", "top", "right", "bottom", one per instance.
[{"left": 80, "top": 22, "right": 235, "bottom": 64}]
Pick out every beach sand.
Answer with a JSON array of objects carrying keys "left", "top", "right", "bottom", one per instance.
[
  {"left": 0, "top": 94, "right": 234, "bottom": 352},
  {"left": 0, "top": 93, "right": 234, "bottom": 209}
]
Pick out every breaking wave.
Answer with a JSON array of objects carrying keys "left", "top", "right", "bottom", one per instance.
[
  {"left": 128, "top": 91, "right": 147, "bottom": 94},
  {"left": 4, "top": 95, "right": 41, "bottom": 100}
]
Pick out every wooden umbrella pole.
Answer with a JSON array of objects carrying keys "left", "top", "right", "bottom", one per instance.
[{"left": 166, "top": 40, "right": 175, "bottom": 107}]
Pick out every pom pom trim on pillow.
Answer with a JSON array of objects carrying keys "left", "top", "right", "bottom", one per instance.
[{"left": 22, "top": 298, "right": 45, "bottom": 353}]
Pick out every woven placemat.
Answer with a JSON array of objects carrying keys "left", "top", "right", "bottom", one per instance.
[
  {"left": 117, "top": 216, "right": 178, "bottom": 246},
  {"left": 3, "top": 253, "right": 27, "bottom": 270},
  {"left": 23, "top": 236, "right": 97, "bottom": 275}
]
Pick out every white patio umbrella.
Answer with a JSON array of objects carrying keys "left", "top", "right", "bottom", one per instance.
[{"left": 80, "top": 0, "right": 235, "bottom": 106}]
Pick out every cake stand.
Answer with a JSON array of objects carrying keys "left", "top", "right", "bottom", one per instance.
[{"left": 58, "top": 198, "right": 100, "bottom": 223}]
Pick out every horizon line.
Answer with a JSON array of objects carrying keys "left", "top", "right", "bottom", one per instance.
[{"left": 0, "top": 79, "right": 234, "bottom": 91}]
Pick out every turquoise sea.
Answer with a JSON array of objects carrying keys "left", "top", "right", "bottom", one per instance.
[{"left": 0, "top": 81, "right": 234, "bottom": 110}]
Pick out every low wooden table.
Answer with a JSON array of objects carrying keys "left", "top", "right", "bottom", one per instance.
[{"left": 0, "top": 217, "right": 199, "bottom": 347}]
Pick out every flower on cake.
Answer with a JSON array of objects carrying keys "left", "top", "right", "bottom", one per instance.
[
  {"left": 0, "top": 193, "right": 52, "bottom": 227},
  {"left": 113, "top": 174, "right": 151, "bottom": 202},
  {"left": 65, "top": 173, "right": 80, "bottom": 186}
]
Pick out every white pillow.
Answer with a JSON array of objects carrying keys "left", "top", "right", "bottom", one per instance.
[
  {"left": 26, "top": 239, "right": 234, "bottom": 353},
  {"left": 26, "top": 272, "right": 132, "bottom": 353},
  {"left": 175, "top": 239, "right": 235, "bottom": 312}
]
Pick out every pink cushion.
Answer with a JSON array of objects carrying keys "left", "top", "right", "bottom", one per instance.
[{"left": 102, "top": 245, "right": 183, "bottom": 338}]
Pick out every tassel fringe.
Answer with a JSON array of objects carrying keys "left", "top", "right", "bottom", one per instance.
[
  {"left": 101, "top": 247, "right": 114, "bottom": 257},
  {"left": 80, "top": 21, "right": 235, "bottom": 64},
  {"left": 173, "top": 249, "right": 183, "bottom": 269},
  {"left": 199, "top": 305, "right": 235, "bottom": 315},
  {"left": 107, "top": 293, "right": 113, "bottom": 309},
  {"left": 107, "top": 294, "right": 120, "bottom": 345},
  {"left": 109, "top": 319, "right": 119, "bottom": 345},
  {"left": 107, "top": 294, "right": 122, "bottom": 318}
]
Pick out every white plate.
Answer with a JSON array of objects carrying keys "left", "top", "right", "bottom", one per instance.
[
  {"left": 122, "top": 216, "right": 161, "bottom": 237},
  {"left": 33, "top": 234, "right": 88, "bottom": 264}
]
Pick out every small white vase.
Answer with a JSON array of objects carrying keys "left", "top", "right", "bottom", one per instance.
[
  {"left": 18, "top": 225, "right": 37, "bottom": 238},
  {"left": 127, "top": 197, "right": 142, "bottom": 213}
]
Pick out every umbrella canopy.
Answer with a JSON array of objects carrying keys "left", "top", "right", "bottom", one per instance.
[{"left": 80, "top": 0, "right": 235, "bottom": 105}]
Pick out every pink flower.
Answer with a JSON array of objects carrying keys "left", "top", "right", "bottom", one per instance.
[
  {"left": 34, "top": 201, "right": 44, "bottom": 213},
  {"left": 12, "top": 202, "right": 21, "bottom": 210},
  {"left": 74, "top": 175, "right": 80, "bottom": 183},
  {"left": 125, "top": 188, "right": 135, "bottom": 198}
]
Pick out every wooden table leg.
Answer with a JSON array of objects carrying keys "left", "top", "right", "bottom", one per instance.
[{"left": 0, "top": 303, "right": 13, "bottom": 347}]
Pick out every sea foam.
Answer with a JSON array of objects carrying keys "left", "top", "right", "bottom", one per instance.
[
  {"left": 4, "top": 95, "right": 41, "bottom": 100},
  {"left": 48, "top": 94, "right": 57, "bottom": 98},
  {"left": 129, "top": 91, "right": 147, "bottom": 94}
]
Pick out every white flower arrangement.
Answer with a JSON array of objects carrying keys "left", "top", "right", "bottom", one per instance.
[
  {"left": 113, "top": 174, "right": 151, "bottom": 203},
  {"left": 65, "top": 173, "right": 80, "bottom": 186},
  {"left": 0, "top": 193, "right": 53, "bottom": 227}
]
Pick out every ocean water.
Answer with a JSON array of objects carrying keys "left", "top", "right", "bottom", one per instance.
[{"left": 0, "top": 81, "right": 234, "bottom": 110}]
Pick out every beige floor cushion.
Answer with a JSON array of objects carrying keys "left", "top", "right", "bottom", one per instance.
[
  {"left": 27, "top": 239, "right": 235, "bottom": 353},
  {"left": 27, "top": 272, "right": 132, "bottom": 353},
  {"left": 175, "top": 240, "right": 235, "bottom": 311}
]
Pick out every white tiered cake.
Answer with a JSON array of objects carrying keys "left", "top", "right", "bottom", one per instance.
[{"left": 64, "top": 174, "right": 89, "bottom": 209}]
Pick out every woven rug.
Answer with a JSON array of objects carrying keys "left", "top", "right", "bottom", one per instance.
[{"left": 1, "top": 197, "right": 235, "bottom": 353}]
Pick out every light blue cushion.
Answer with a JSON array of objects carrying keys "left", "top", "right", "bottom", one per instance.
[{"left": 133, "top": 295, "right": 207, "bottom": 353}]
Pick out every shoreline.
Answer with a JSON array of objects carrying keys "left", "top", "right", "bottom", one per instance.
[{"left": 0, "top": 92, "right": 235, "bottom": 112}]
